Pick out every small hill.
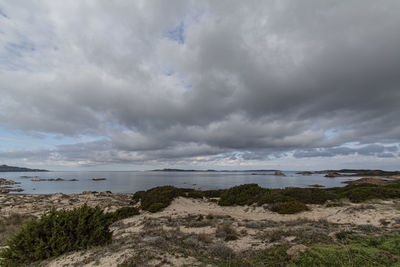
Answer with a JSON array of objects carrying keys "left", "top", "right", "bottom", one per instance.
[{"left": 0, "top": 164, "right": 48, "bottom": 172}]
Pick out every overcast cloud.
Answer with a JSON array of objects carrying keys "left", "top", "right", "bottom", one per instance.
[{"left": 0, "top": 0, "right": 399, "bottom": 170}]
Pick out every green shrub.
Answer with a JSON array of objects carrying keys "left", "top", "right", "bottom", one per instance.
[
  {"left": 335, "top": 231, "right": 355, "bottom": 241},
  {"left": 0, "top": 205, "right": 113, "bottom": 266},
  {"left": 132, "top": 186, "right": 202, "bottom": 212},
  {"left": 147, "top": 202, "right": 167, "bottom": 213},
  {"left": 281, "top": 187, "right": 337, "bottom": 204},
  {"left": 269, "top": 200, "right": 309, "bottom": 214},
  {"left": 218, "top": 184, "right": 266, "bottom": 206},
  {"left": 257, "top": 190, "right": 294, "bottom": 205},
  {"left": 108, "top": 206, "right": 140, "bottom": 222},
  {"left": 338, "top": 187, "right": 400, "bottom": 203},
  {"left": 202, "top": 189, "right": 225, "bottom": 198}
]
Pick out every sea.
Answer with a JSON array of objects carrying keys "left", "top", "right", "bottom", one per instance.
[{"left": 0, "top": 171, "right": 363, "bottom": 195}]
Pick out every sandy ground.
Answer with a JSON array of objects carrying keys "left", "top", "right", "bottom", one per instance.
[{"left": 1, "top": 193, "right": 400, "bottom": 266}]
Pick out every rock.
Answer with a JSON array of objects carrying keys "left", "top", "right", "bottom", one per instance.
[
  {"left": 342, "top": 177, "right": 389, "bottom": 185},
  {"left": 92, "top": 177, "right": 106, "bottom": 181},
  {"left": 69, "top": 178, "right": 78, "bottom": 181},
  {"left": 0, "top": 178, "right": 20, "bottom": 185},
  {"left": 31, "top": 178, "right": 46, "bottom": 181},
  {"left": 325, "top": 172, "right": 342, "bottom": 178},
  {"left": 285, "top": 236, "right": 297, "bottom": 242},
  {"left": 286, "top": 244, "right": 308, "bottom": 259},
  {"left": 274, "top": 170, "right": 286, "bottom": 176}
]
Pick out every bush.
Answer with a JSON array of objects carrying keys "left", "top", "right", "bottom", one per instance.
[
  {"left": 269, "top": 200, "right": 309, "bottom": 214},
  {"left": 338, "top": 187, "right": 400, "bottom": 203},
  {"left": 257, "top": 190, "right": 294, "bottom": 205},
  {"left": 218, "top": 184, "right": 266, "bottom": 206},
  {"left": 281, "top": 188, "right": 337, "bottom": 204},
  {"left": 0, "top": 205, "right": 113, "bottom": 266},
  {"left": 132, "top": 186, "right": 199, "bottom": 212},
  {"left": 108, "top": 206, "right": 140, "bottom": 222},
  {"left": 147, "top": 202, "right": 167, "bottom": 213}
]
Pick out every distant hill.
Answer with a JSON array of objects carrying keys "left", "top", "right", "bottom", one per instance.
[
  {"left": 0, "top": 164, "right": 48, "bottom": 172},
  {"left": 315, "top": 169, "right": 400, "bottom": 176},
  {"left": 151, "top": 168, "right": 278, "bottom": 172}
]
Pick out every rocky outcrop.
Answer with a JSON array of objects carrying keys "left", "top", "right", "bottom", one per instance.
[
  {"left": 0, "top": 178, "right": 20, "bottom": 185},
  {"left": 274, "top": 171, "right": 286, "bottom": 176},
  {"left": 342, "top": 177, "right": 389, "bottom": 185},
  {"left": 324, "top": 172, "right": 342, "bottom": 178},
  {"left": 31, "top": 178, "right": 78, "bottom": 182},
  {"left": 92, "top": 177, "right": 106, "bottom": 181}
]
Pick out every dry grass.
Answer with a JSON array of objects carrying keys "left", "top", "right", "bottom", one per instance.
[
  {"left": 216, "top": 223, "right": 238, "bottom": 241},
  {"left": 0, "top": 213, "right": 34, "bottom": 245}
]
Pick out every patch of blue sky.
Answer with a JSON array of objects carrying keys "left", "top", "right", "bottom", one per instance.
[
  {"left": 324, "top": 128, "right": 337, "bottom": 138},
  {"left": 0, "top": 127, "right": 102, "bottom": 151},
  {"left": 164, "top": 21, "right": 185, "bottom": 44},
  {"left": 0, "top": 8, "right": 8, "bottom": 18},
  {"left": 1, "top": 40, "right": 36, "bottom": 71},
  {"left": 7, "top": 41, "right": 35, "bottom": 52}
]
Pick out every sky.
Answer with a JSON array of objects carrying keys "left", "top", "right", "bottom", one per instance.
[{"left": 0, "top": 0, "right": 399, "bottom": 171}]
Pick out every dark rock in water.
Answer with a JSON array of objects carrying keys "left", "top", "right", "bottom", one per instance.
[
  {"left": 69, "top": 178, "right": 78, "bottom": 181},
  {"left": 274, "top": 170, "right": 286, "bottom": 176},
  {"left": 92, "top": 177, "right": 106, "bottom": 181},
  {"left": 325, "top": 172, "right": 342, "bottom": 178}
]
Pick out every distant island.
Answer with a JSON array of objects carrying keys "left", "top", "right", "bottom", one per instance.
[
  {"left": 315, "top": 169, "right": 400, "bottom": 177},
  {"left": 0, "top": 164, "right": 48, "bottom": 172},
  {"left": 151, "top": 168, "right": 279, "bottom": 172}
]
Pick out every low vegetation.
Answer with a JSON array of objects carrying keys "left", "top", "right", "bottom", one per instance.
[
  {"left": 290, "top": 235, "right": 400, "bottom": 266},
  {"left": 132, "top": 180, "right": 400, "bottom": 214},
  {"left": 269, "top": 200, "right": 309, "bottom": 214},
  {"left": 220, "top": 235, "right": 400, "bottom": 266},
  {"left": 132, "top": 185, "right": 224, "bottom": 212},
  {"left": 0, "top": 205, "right": 139, "bottom": 266}
]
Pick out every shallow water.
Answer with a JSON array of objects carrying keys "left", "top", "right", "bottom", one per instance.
[{"left": 0, "top": 171, "right": 362, "bottom": 194}]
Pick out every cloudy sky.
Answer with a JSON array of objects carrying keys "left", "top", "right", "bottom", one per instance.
[{"left": 0, "top": 1, "right": 399, "bottom": 171}]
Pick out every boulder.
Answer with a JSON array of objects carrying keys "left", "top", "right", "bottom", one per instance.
[{"left": 286, "top": 244, "right": 308, "bottom": 259}]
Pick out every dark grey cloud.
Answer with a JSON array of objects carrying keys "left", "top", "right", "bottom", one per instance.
[{"left": 0, "top": 1, "right": 400, "bottom": 168}]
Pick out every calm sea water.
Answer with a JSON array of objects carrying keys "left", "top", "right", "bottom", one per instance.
[{"left": 0, "top": 171, "right": 362, "bottom": 194}]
